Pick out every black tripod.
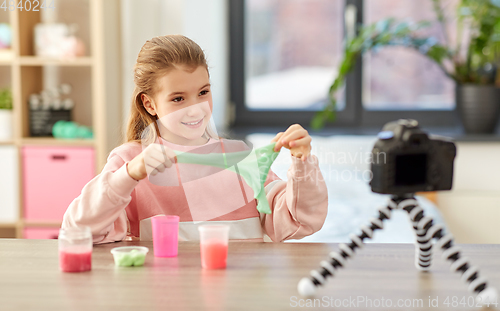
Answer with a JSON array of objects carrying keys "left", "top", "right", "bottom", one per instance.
[{"left": 298, "top": 195, "right": 498, "bottom": 307}]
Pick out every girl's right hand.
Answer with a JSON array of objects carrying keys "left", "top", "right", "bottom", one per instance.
[{"left": 126, "top": 143, "right": 177, "bottom": 181}]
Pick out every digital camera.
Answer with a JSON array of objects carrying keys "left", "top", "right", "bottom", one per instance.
[{"left": 370, "top": 119, "right": 457, "bottom": 195}]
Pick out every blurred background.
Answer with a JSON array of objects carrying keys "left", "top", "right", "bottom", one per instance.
[{"left": 0, "top": 0, "right": 498, "bottom": 243}]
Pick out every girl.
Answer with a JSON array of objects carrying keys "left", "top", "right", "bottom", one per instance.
[{"left": 62, "top": 35, "right": 328, "bottom": 243}]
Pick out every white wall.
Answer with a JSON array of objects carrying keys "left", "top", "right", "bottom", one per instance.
[
  {"left": 437, "top": 142, "right": 500, "bottom": 243},
  {"left": 120, "top": 0, "right": 229, "bottom": 134}
]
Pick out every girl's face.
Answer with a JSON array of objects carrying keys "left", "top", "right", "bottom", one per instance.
[{"left": 143, "top": 65, "right": 213, "bottom": 146}]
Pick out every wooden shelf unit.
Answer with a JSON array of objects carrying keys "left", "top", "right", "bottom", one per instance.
[{"left": 0, "top": 0, "right": 122, "bottom": 238}]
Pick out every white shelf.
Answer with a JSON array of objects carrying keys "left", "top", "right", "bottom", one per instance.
[
  {"left": 21, "top": 137, "right": 95, "bottom": 147},
  {"left": 18, "top": 56, "right": 93, "bottom": 66},
  {"left": 0, "top": 49, "right": 14, "bottom": 64}
]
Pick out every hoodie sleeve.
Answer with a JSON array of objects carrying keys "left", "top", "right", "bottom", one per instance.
[
  {"left": 260, "top": 154, "right": 328, "bottom": 242},
  {"left": 61, "top": 150, "right": 140, "bottom": 244}
]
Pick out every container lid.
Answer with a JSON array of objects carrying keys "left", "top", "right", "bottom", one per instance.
[{"left": 110, "top": 246, "right": 149, "bottom": 254}]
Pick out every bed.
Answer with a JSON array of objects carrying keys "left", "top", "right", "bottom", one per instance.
[{"left": 246, "top": 133, "right": 447, "bottom": 244}]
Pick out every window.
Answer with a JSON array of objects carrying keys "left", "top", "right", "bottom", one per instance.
[
  {"left": 245, "top": 0, "right": 345, "bottom": 111},
  {"left": 230, "top": 0, "right": 459, "bottom": 129},
  {"left": 363, "top": 0, "right": 457, "bottom": 111}
]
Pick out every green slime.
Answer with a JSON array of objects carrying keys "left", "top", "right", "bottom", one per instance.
[
  {"left": 114, "top": 249, "right": 146, "bottom": 267},
  {"left": 173, "top": 142, "right": 280, "bottom": 214}
]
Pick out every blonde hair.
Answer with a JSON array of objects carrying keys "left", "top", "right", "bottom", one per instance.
[{"left": 126, "top": 35, "right": 220, "bottom": 143}]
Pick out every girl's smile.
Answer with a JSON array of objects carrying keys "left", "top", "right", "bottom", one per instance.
[{"left": 181, "top": 117, "right": 204, "bottom": 128}]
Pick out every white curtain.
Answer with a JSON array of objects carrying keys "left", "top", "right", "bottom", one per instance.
[{"left": 120, "top": 0, "right": 229, "bottom": 134}]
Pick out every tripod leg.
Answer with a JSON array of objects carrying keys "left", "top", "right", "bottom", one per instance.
[
  {"left": 398, "top": 199, "right": 433, "bottom": 271},
  {"left": 298, "top": 199, "right": 397, "bottom": 297},
  {"left": 399, "top": 197, "right": 498, "bottom": 307}
]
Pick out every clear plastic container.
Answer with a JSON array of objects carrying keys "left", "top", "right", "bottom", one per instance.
[
  {"left": 152, "top": 215, "right": 179, "bottom": 257},
  {"left": 110, "top": 246, "right": 149, "bottom": 267},
  {"left": 58, "top": 226, "right": 92, "bottom": 272},
  {"left": 198, "top": 225, "right": 230, "bottom": 269}
]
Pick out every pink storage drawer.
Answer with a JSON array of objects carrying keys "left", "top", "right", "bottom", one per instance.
[
  {"left": 22, "top": 146, "right": 95, "bottom": 221},
  {"left": 24, "top": 227, "right": 60, "bottom": 239}
]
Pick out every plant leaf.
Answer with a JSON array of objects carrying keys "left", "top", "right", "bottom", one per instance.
[{"left": 311, "top": 113, "right": 325, "bottom": 130}]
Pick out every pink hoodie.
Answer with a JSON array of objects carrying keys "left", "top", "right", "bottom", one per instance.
[{"left": 62, "top": 137, "right": 328, "bottom": 243}]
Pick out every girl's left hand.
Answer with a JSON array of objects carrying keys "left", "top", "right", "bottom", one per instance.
[{"left": 272, "top": 124, "right": 312, "bottom": 162}]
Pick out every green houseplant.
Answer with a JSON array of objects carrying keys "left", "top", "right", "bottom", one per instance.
[
  {"left": 0, "top": 88, "right": 13, "bottom": 141},
  {"left": 312, "top": 0, "right": 500, "bottom": 133}
]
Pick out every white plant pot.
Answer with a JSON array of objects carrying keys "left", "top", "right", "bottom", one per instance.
[{"left": 0, "top": 109, "right": 13, "bottom": 141}]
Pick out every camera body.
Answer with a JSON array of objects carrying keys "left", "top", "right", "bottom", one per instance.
[{"left": 370, "top": 119, "right": 457, "bottom": 195}]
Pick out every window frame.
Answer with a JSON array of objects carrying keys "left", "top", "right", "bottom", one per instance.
[{"left": 229, "top": 0, "right": 459, "bottom": 130}]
